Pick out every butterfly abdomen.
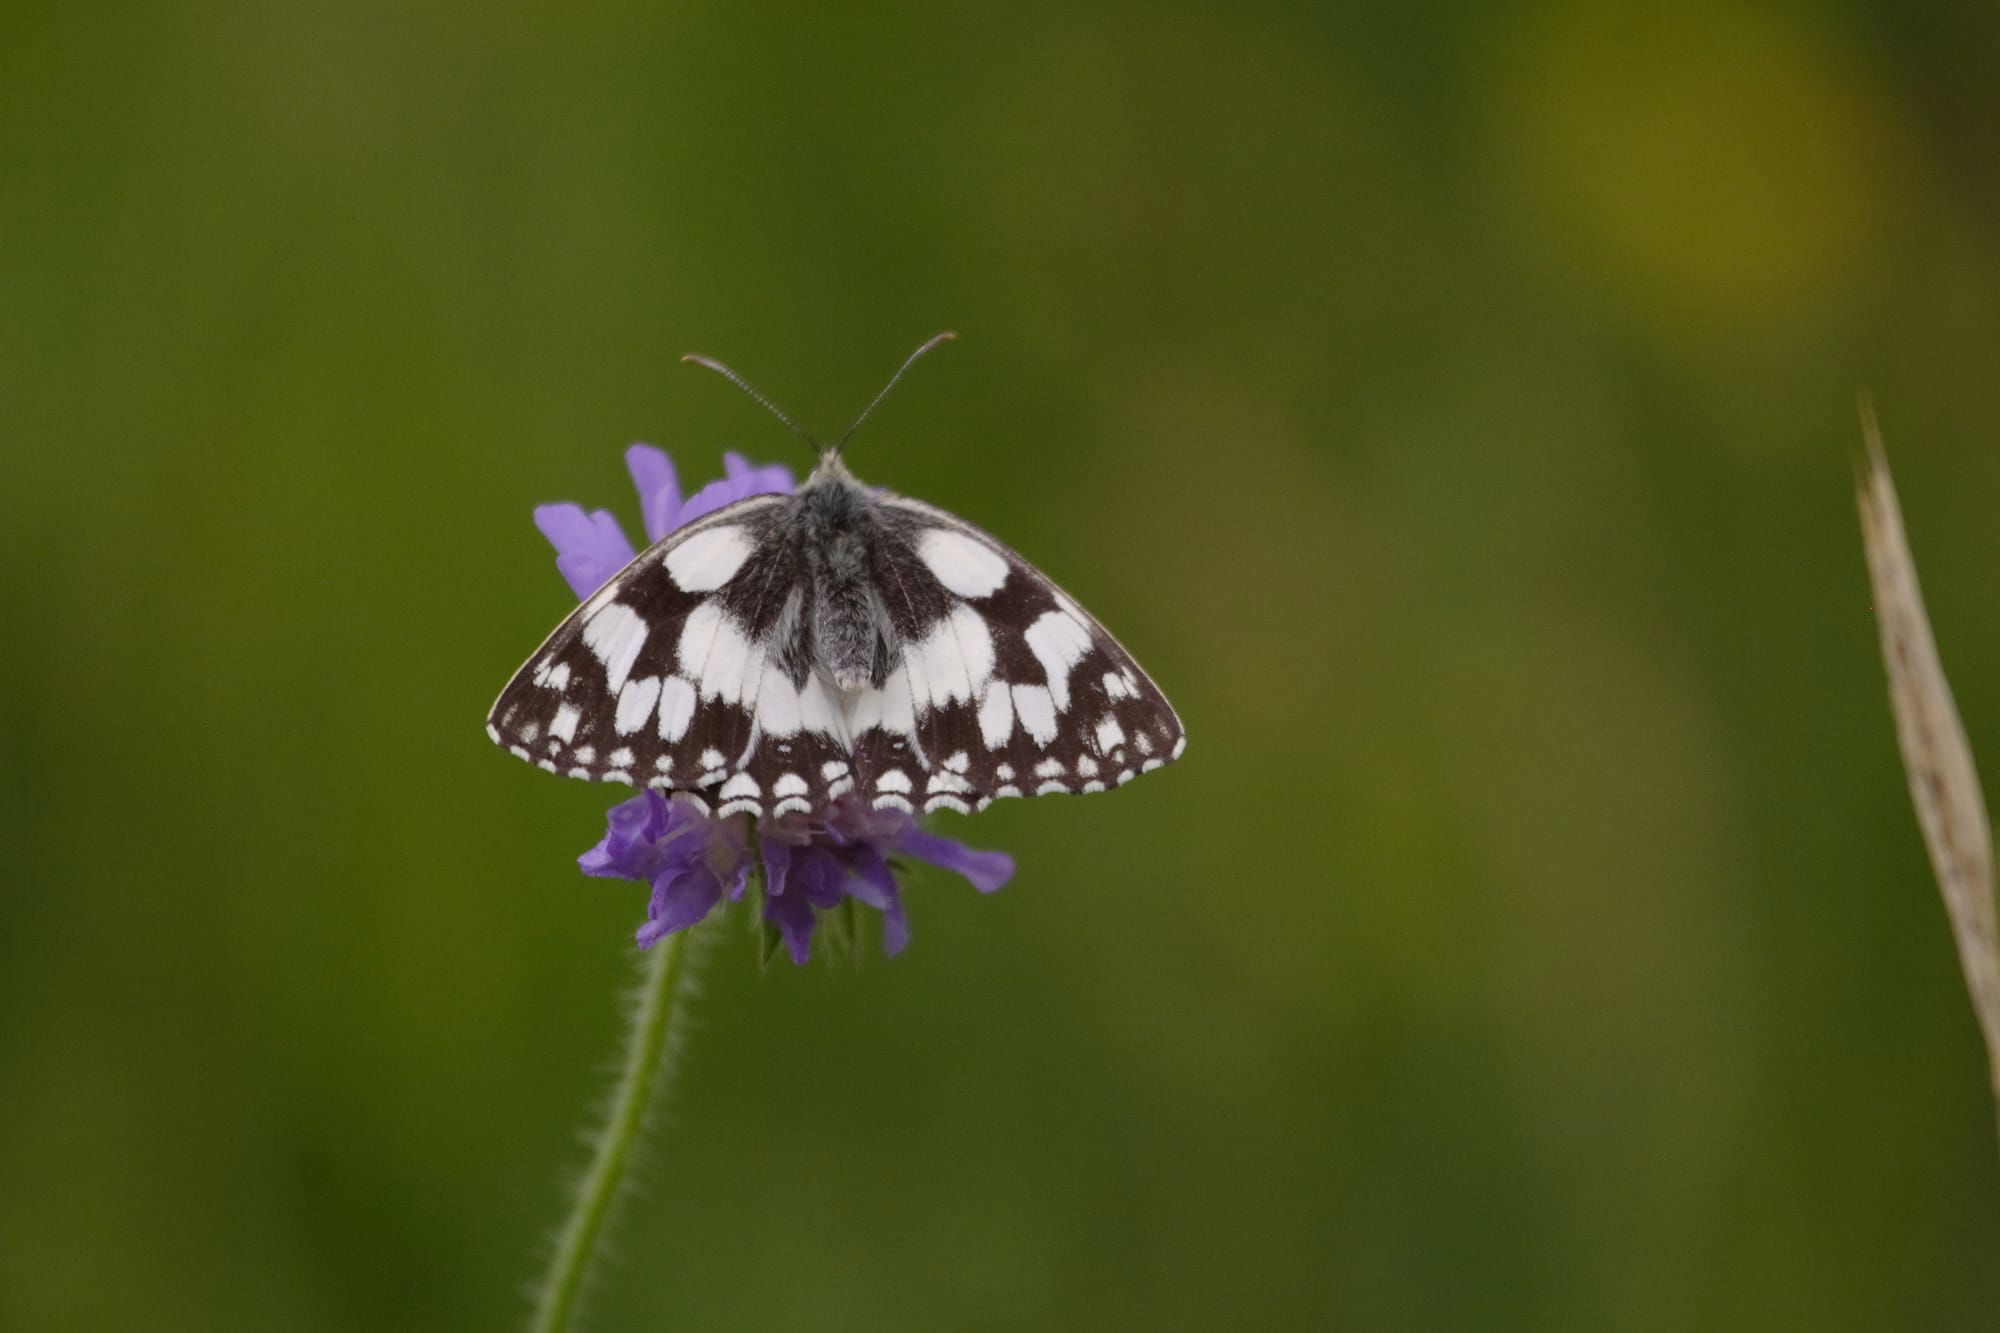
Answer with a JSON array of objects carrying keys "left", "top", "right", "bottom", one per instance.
[{"left": 797, "top": 474, "right": 896, "bottom": 691}]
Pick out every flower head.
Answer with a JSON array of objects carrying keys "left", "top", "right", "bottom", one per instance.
[
  {"left": 580, "top": 790, "right": 1012, "bottom": 961},
  {"left": 538, "top": 445, "right": 1013, "bottom": 960}
]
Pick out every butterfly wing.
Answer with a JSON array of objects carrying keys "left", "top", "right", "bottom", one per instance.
[
  {"left": 847, "top": 494, "right": 1186, "bottom": 813},
  {"left": 486, "top": 493, "right": 859, "bottom": 819}
]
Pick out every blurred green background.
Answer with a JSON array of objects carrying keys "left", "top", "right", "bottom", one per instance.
[{"left": 6, "top": 1, "right": 2000, "bottom": 1329}]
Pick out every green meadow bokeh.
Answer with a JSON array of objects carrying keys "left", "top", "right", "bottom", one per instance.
[{"left": 6, "top": 2, "right": 2000, "bottom": 1329}]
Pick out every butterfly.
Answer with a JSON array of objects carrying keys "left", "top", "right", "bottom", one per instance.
[{"left": 486, "top": 334, "right": 1185, "bottom": 821}]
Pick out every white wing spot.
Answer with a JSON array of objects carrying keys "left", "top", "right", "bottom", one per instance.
[
  {"left": 572, "top": 746, "right": 596, "bottom": 766},
  {"left": 550, "top": 703, "right": 582, "bottom": 743},
  {"left": 1011, "top": 684, "right": 1059, "bottom": 746},
  {"left": 1135, "top": 731, "right": 1154, "bottom": 756},
  {"left": 615, "top": 676, "right": 662, "bottom": 735},
  {"left": 719, "top": 772, "right": 760, "bottom": 801},
  {"left": 821, "top": 759, "right": 850, "bottom": 780},
  {"left": 509, "top": 745, "right": 531, "bottom": 760},
  {"left": 995, "top": 763, "right": 1014, "bottom": 781},
  {"left": 1034, "top": 757, "right": 1065, "bottom": 778},
  {"left": 609, "top": 747, "right": 635, "bottom": 768},
  {"left": 876, "top": 769, "right": 912, "bottom": 794},
  {"left": 916, "top": 617, "right": 973, "bottom": 706},
  {"left": 677, "top": 601, "right": 724, "bottom": 677},
  {"left": 1081, "top": 780, "right": 1106, "bottom": 793},
  {"left": 918, "top": 528, "right": 1009, "bottom": 598},
  {"left": 848, "top": 666, "right": 915, "bottom": 737},
  {"left": 654, "top": 754, "right": 674, "bottom": 773},
  {"left": 774, "top": 773, "right": 809, "bottom": 798},
  {"left": 658, "top": 676, "right": 697, "bottom": 742},
  {"left": 877, "top": 665, "right": 916, "bottom": 736},
  {"left": 798, "top": 673, "right": 846, "bottom": 742},
  {"left": 1095, "top": 715, "right": 1126, "bottom": 754},
  {"left": 1024, "top": 610, "right": 1092, "bottom": 710},
  {"left": 542, "top": 662, "right": 571, "bottom": 692},
  {"left": 1035, "top": 779, "right": 1069, "bottom": 795},
  {"left": 581, "top": 603, "right": 648, "bottom": 695},
  {"left": 1141, "top": 758, "right": 1164, "bottom": 773},
  {"left": 916, "top": 604, "right": 998, "bottom": 708},
  {"left": 698, "top": 617, "right": 755, "bottom": 703},
  {"left": 699, "top": 748, "right": 725, "bottom": 771},
  {"left": 756, "top": 672, "right": 802, "bottom": 737},
  {"left": 1076, "top": 754, "right": 1099, "bottom": 778},
  {"left": 664, "top": 524, "right": 753, "bottom": 592},
  {"left": 976, "top": 682, "right": 1013, "bottom": 750},
  {"left": 1171, "top": 735, "right": 1187, "bottom": 759},
  {"left": 945, "top": 751, "right": 970, "bottom": 773}
]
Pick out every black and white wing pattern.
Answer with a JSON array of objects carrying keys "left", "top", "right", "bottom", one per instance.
[
  {"left": 487, "top": 486, "right": 1185, "bottom": 819},
  {"left": 848, "top": 495, "right": 1185, "bottom": 814},
  {"left": 487, "top": 493, "right": 862, "bottom": 821}
]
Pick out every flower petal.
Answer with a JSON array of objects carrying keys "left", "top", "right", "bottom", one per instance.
[
  {"left": 763, "top": 889, "right": 818, "bottom": 964},
  {"left": 760, "top": 835, "right": 793, "bottom": 899},
  {"left": 723, "top": 450, "right": 797, "bottom": 497},
  {"left": 893, "top": 828, "right": 1015, "bottom": 894},
  {"left": 579, "top": 792, "right": 666, "bottom": 880},
  {"left": 877, "top": 887, "right": 911, "bottom": 956},
  {"left": 842, "top": 846, "right": 895, "bottom": 910},
  {"left": 674, "top": 454, "right": 797, "bottom": 529},
  {"left": 534, "top": 503, "right": 637, "bottom": 600},
  {"left": 799, "top": 850, "right": 850, "bottom": 909},
  {"left": 638, "top": 865, "right": 726, "bottom": 947},
  {"left": 625, "top": 444, "right": 683, "bottom": 544},
  {"left": 844, "top": 848, "right": 911, "bottom": 955}
]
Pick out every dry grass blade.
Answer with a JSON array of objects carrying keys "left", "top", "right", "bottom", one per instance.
[{"left": 1855, "top": 400, "right": 2000, "bottom": 1147}]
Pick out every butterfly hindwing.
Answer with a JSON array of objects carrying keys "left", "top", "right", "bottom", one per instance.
[{"left": 847, "top": 495, "right": 1186, "bottom": 813}]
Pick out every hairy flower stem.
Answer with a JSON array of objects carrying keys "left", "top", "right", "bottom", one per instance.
[{"left": 531, "top": 919, "right": 713, "bottom": 1333}]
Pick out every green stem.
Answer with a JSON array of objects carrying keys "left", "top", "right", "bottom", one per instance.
[{"left": 530, "top": 920, "right": 712, "bottom": 1333}]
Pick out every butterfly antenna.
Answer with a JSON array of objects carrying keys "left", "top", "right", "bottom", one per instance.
[
  {"left": 680, "top": 352, "right": 821, "bottom": 456},
  {"left": 833, "top": 330, "right": 957, "bottom": 457}
]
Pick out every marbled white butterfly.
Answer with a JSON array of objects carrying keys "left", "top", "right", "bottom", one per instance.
[{"left": 486, "top": 335, "right": 1185, "bottom": 820}]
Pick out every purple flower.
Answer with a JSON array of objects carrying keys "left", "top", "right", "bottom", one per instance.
[
  {"left": 535, "top": 444, "right": 795, "bottom": 600},
  {"left": 580, "top": 791, "right": 1013, "bottom": 961},
  {"left": 579, "top": 790, "right": 755, "bottom": 947},
  {"left": 540, "top": 446, "right": 1014, "bottom": 960}
]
